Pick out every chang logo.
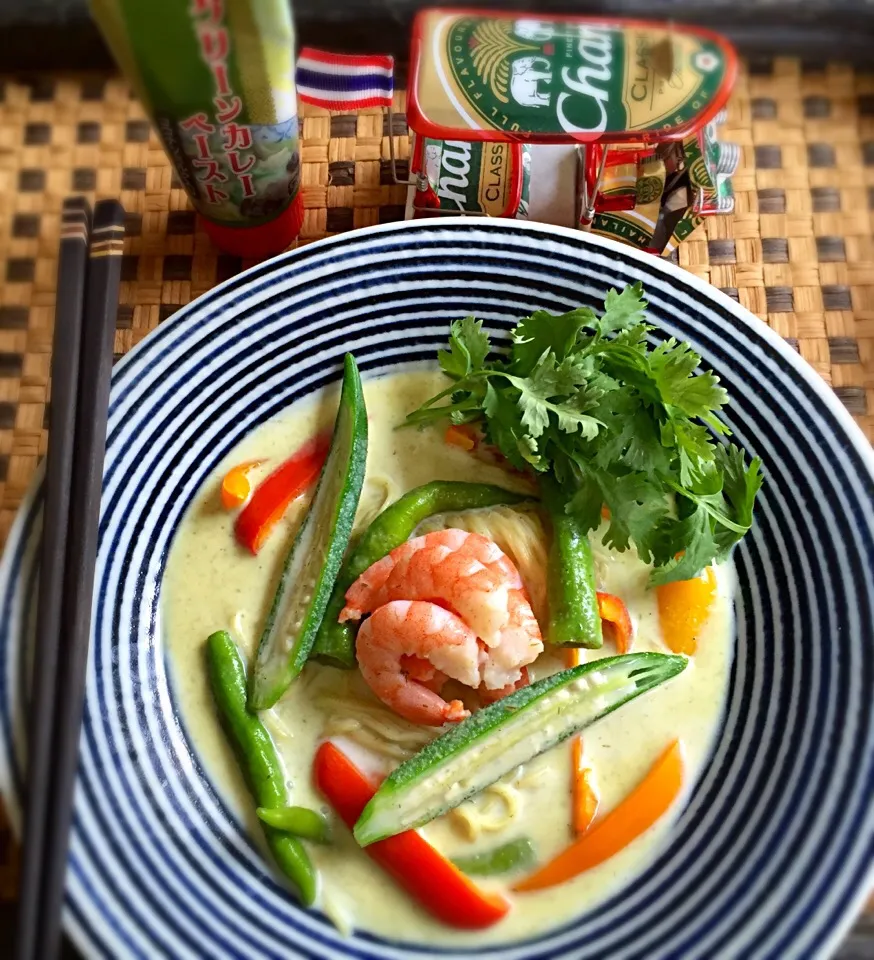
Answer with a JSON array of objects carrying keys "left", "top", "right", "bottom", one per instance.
[
  {"left": 556, "top": 26, "right": 613, "bottom": 134},
  {"left": 437, "top": 140, "right": 473, "bottom": 209}
]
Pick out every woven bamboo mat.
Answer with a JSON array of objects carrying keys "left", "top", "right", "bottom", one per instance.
[{"left": 0, "top": 56, "right": 873, "bottom": 951}]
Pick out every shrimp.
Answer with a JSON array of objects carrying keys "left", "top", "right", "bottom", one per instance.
[
  {"left": 344, "top": 529, "right": 544, "bottom": 702},
  {"left": 356, "top": 601, "right": 478, "bottom": 725}
]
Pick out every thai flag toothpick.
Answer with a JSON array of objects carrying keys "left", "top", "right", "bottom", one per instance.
[{"left": 297, "top": 48, "right": 395, "bottom": 111}]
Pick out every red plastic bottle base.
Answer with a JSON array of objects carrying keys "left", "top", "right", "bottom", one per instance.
[{"left": 201, "top": 191, "right": 304, "bottom": 259}]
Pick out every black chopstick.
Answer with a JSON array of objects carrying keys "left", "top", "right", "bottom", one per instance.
[
  {"left": 15, "top": 199, "right": 125, "bottom": 960},
  {"left": 14, "top": 197, "right": 92, "bottom": 960}
]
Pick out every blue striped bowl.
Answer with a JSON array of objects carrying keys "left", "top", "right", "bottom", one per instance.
[{"left": 1, "top": 220, "right": 872, "bottom": 959}]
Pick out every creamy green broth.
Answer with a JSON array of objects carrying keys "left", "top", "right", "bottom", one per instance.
[{"left": 162, "top": 370, "right": 733, "bottom": 944}]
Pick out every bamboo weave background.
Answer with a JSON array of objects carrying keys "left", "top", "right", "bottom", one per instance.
[{"left": 0, "top": 55, "right": 872, "bottom": 954}]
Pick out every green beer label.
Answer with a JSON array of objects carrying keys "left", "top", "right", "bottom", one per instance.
[
  {"left": 684, "top": 128, "right": 719, "bottom": 193},
  {"left": 412, "top": 11, "right": 733, "bottom": 141},
  {"left": 419, "top": 136, "right": 529, "bottom": 216}
]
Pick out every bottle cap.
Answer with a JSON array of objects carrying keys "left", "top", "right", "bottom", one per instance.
[{"left": 202, "top": 192, "right": 304, "bottom": 259}]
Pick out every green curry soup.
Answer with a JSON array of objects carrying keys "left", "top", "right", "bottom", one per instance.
[{"left": 162, "top": 370, "right": 733, "bottom": 943}]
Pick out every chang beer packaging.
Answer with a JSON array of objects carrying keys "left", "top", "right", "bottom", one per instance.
[
  {"left": 662, "top": 210, "right": 704, "bottom": 258},
  {"left": 408, "top": 136, "right": 531, "bottom": 218},
  {"left": 407, "top": 9, "right": 737, "bottom": 252},
  {"left": 684, "top": 113, "right": 740, "bottom": 215},
  {"left": 404, "top": 9, "right": 738, "bottom": 252},
  {"left": 407, "top": 10, "right": 734, "bottom": 141},
  {"left": 592, "top": 155, "right": 666, "bottom": 251},
  {"left": 92, "top": 0, "right": 302, "bottom": 256},
  {"left": 598, "top": 149, "right": 639, "bottom": 210}
]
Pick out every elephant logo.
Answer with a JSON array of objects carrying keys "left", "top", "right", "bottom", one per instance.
[
  {"left": 513, "top": 19, "right": 554, "bottom": 43},
  {"left": 424, "top": 144, "right": 442, "bottom": 185},
  {"left": 513, "top": 20, "right": 554, "bottom": 43},
  {"left": 509, "top": 56, "right": 552, "bottom": 108}
]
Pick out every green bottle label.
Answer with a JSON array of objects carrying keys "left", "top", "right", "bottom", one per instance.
[
  {"left": 92, "top": 0, "right": 300, "bottom": 227},
  {"left": 412, "top": 12, "right": 732, "bottom": 141}
]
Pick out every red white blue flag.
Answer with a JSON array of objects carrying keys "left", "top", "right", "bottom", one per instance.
[{"left": 297, "top": 48, "right": 395, "bottom": 111}]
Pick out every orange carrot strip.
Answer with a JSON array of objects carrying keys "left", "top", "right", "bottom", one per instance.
[
  {"left": 444, "top": 424, "right": 476, "bottom": 451},
  {"left": 515, "top": 740, "right": 684, "bottom": 892},
  {"left": 570, "top": 742, "right": 599, "bottom": 837},
  {"left": 220, "top": 460, "right": 262, "bottom": 511},
  {"left": 563, "top": 648, "right": 600, "bottom": 836},
  {"left": 656, "top": 567, "right": 716, "bottom": 655}
]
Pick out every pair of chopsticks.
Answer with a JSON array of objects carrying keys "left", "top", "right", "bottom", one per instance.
[{"left": 14, "top": 198, "right": 125, "bottom": 960}]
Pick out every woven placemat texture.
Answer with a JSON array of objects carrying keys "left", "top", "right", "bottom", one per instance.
[{"left": 0, "top": 57, "right": 873, "bottom": 946}]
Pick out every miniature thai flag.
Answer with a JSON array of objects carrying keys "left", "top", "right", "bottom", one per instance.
[{"left": 297, "top": 48, "right": 395, "bottom": 110}]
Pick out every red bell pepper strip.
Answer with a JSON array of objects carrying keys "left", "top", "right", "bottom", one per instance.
[
  {"left": 313, "top": 741, "right": 511, "bottom": 929},
  {"left": 234, "top": 433, "right": 330, "bottom": 555},
  {"left": 597, "top": 592, "right": 633, "bottom": 654}
]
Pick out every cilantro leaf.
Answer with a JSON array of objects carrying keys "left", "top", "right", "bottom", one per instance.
[
  {"left": 600, "top": 471, "right": 671, "bottom": 559},
  {"left": 662, "top": 419, "right": 720, "bottom": 486},
  {"left": 511, "top": 308, "right": 596, "bottom": 374},
  {"left": 598, "top": 282, "right": 647, "bottom": 336},
  {"left": 649, "top": 338, "right": 728, "bottom": 418},
  {"left": 591, "top": 388, "right": 671, "bottom": 477},
  {"left": 404, "top": 283, "right": 762, "bottom": 580},
  {"left": 500, "top": 364, "right": 602, "bottom": 440},
  {"left": 536, "top": 352, "right": 596, "bottom": 396},
  {"left": 713, "top": 445, "right": 763, "bottom": 557},
  {"left": 483, "top": 381, "right": 544, "bottom": 471},
  {"left": 438, "top": 316, "right": 490, "bottom": 380},
  {"left": 649, "top": 502, "right": 720, "bottom": 585}
]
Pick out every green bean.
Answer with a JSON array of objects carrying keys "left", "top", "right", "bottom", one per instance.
[
  {"left": 543, "top": 478, "right": 602, "bottom": 649},
  {"left": 256, "top": 806, "right": 330, "bottom": 843},
  {"left": 206, "top": 630, "right": 317, "bottom": 904},
  {"left": 451, "top": 837, "right": 537, "bottom": 876},
  {"left": 311, "top": 481, "right": 533, "bottom": 667}
]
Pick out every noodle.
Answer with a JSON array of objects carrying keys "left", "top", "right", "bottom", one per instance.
[
  {"left": 321, "top": 718, "right": 415, "bottom": 761},
  {"left": 449, "top": 778, "right": 525, "bottom": 840},
  {"left": 450, "top": 804, "right": 481, "bottom": 842},
  {"left": 516, "top": 765, "right": 548, "bottom": 790},
  {"left": 478, "top": 782, "right": 522, "bottom": 832},
  {"left": 315, "top": 687, "right": 438, "bottom": 761}
]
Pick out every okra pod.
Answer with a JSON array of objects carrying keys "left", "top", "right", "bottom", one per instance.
[{"left": 544, "top": 478, "right": 602, "bottom": 648}]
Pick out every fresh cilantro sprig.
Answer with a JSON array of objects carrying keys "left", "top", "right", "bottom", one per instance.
[{"left": 404, "top": 283, "right": 763, "bottom": 585}]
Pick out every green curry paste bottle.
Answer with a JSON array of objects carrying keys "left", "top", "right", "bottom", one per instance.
[{"left": 92, "top": 0, "right": 303, "bottom": 257}]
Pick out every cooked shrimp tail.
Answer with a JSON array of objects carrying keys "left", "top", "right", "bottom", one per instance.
[{"left": 356, "top": 601, "right": 476, "bottom": 726}]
